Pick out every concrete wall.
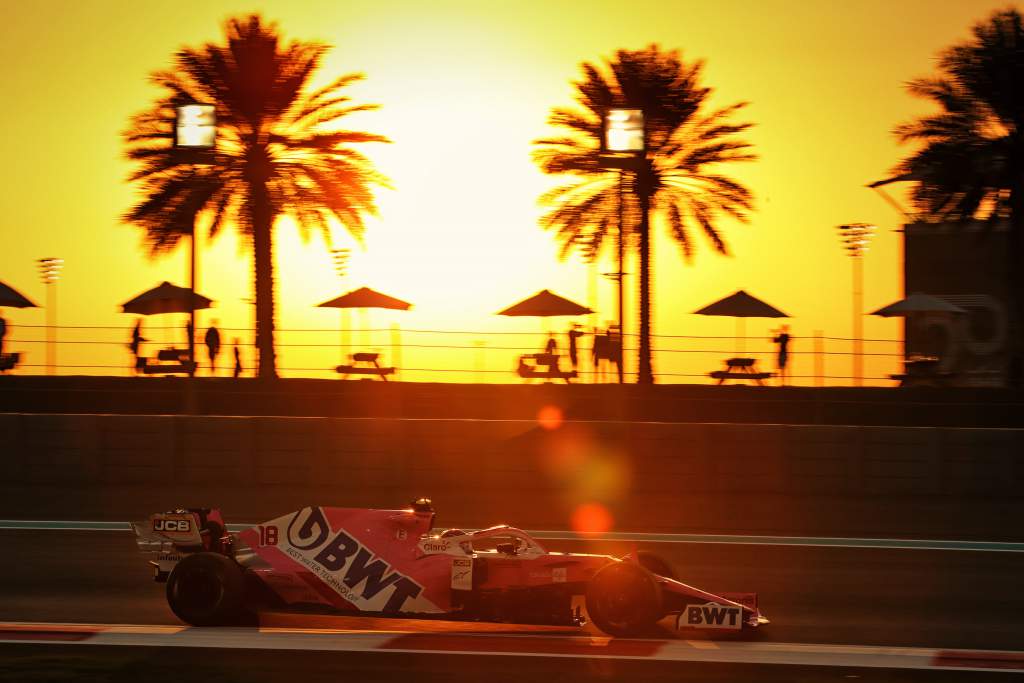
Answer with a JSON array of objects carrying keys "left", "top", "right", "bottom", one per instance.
[{"left": 1, "top": 413, "right": 1021, "bottom": 540}]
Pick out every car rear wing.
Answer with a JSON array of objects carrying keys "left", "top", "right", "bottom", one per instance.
[{"left": 130, "top": 508, "right": 227, "bottom": 581}]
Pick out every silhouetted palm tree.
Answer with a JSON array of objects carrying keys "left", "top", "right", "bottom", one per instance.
[
  {"left": 124, "top": 15, "right": 388, "bottom": 378},
  {"left": 891, "top": 8, "right": 1024, "bottom": 384},
  {"left": 534, "top": 45, "right": 755, "bottom": 384}
]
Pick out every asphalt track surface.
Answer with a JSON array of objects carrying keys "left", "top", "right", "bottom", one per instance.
[{"left": 4, "top": 529, "right": 1023, "bottom": 681}]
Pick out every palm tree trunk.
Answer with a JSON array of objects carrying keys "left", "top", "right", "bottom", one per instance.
[
  {"left": 637, "top": 174, "right": 654, "bottom": 384},
  {"left": 247, "top": 152, "right": 277, "bottom": 379}
]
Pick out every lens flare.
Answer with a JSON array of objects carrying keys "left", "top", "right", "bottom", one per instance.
[
  {"left": 571, "top": 502, "right": 613, "bottom": 535},
  {"left": 537, "top": 405, "right": 563, "bottom": 431}
]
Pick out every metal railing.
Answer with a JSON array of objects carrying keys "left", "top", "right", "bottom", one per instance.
[{"left": 1, "top": 323, "right": 904, "bottom": 386}]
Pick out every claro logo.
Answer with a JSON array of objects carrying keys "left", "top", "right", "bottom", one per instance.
[{"left": 284, "top": 507, "right": 423, "bottom": 613}]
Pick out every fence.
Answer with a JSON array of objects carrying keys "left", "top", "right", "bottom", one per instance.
[{"left": 2, "top": 323, "right": 904, "bottom": 386}]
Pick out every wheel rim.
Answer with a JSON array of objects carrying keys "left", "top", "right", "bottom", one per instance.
[{"left": 593, "top": 565, "right": 654, "bottom": 629}]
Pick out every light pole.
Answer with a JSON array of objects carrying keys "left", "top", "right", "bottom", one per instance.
[
  {"left": 601, "top": 108, "right": 647, "bottom": 384},
  {"left": 836, "top": 223, "right": 876, "bottom": 386},
  {"left": 331, "top": 248, "right": 351, "bottom": 364},
  {"left": 37, "top": 257, "right": 63, "bottom": 376},
  {"left": 174, "top": 101, "right": 216, "bottom": 377}
]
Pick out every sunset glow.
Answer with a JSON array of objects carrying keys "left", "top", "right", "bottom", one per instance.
[{"left": 0, "top": 0, "right": 1008, "bottom": 383}]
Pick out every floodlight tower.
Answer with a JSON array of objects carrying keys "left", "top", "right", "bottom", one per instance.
[
  {"left": 836, "top": 223, "right": 877, "bottom": 386},
  {"left": 37, "top": 257, "right": 64, "bottom": 375}
]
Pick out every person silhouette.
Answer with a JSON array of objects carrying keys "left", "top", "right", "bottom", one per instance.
[
  {"left": 232, "top": 338, "right": 242, "bottom": 378},
  {"left": 205, "top": 321, "right": 222, "bottom": 374},
  {"left": 607, "top": 324, "right": 622, "bottom": 378},
  {"left": 543, "top": 334, "right": 559, "bottom": 373},
  {"left": 591, "top": 327, "right": 609, "bottom": 383},
  {"left": 773, "top": 325, "right": 791, "bottom": 386},
  {"left": 567, "top": 323, "right": 584, "bottom": 371},
  {"left": 129, "top": 319, "right": 146, "bottom": 374},
  {"left": 0, "top": 310, "right": 7, "bottom": 357}
]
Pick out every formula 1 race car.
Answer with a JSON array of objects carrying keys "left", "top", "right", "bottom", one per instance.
[{"left": 131, "top": 500, "right": 767, "bottom": 637}]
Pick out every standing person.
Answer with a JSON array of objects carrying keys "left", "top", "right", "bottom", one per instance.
[
  {"left": 591, "top": 327, "right": 608, "bottom": 383},
  {"left": 773, "top": 325, "right": 791, "bottom": 386},
  {"left": 543, "top": 334, "right": 559, "bottom": 373},
  {"left": 232, "top": 338, "right": 243, "bottom": 378},
  {"left": 0, "top": 310, "right": 7, "bottom": 357},
  {"left": 567, "top": 323, "right": 584, "bottom": 372},
  {"left": 129, "top": 319, "right": 145, "bottom": 373},
  {"left": 607, "top": 324, "right": 622, "bottom": 380},
  {"left": 205, "top": 321, "right": 222, "bottom": 374}
]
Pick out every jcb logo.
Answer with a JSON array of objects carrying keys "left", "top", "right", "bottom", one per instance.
[
  {"left": 679, "top": 602, "right": 742, "bottom": 630},
  {"left": 153, "top": 518, "right": 191, "bottom": 533}
]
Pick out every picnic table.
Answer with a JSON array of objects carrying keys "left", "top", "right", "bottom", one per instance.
[
  {"left": 890, "top": 356, "right": 955, "bottom": 387},
  {"left": 137, "top": 348, "right": 196, "bottom": 375},
  {"left": 336, "top": 352, "right": 395, "bottom": 381},
  {"left": 710, "top": 357, "right": 772, "bottom": 385},
  {"left": 0, "top": 352, "right": 21, "bottom": 373},
  {"left": 516, "top": 353, "right": 577, "bottom": 384}
]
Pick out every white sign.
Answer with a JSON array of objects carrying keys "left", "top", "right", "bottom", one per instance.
[{"left": 678, "top": 602, "right": 743, "bottom": 630}]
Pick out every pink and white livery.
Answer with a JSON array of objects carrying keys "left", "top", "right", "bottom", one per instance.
[{"left": 131, "top": 499, "right": 768, "bottom": 637}]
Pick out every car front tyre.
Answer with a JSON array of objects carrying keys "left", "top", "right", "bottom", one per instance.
[{"left": 585, "top": 561, "right": 663, "bottom": 637}]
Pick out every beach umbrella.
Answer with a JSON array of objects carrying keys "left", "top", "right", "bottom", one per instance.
[
  {"left": 870, "top": 293, "right": 966, "bottom": 317},
  {"left": 498, "top": 289, "right": 594, "bottom": 360},
  {"left": 317, "top": 286, "right": 412, "bottom": 311},
  {"left": 121, "top": 281, "right": 213, "bottom": 315},
  {"left": 497, "top": 289, "right": 593, "bottom": 317},
  {"left": 0, "top": 281, "right": 38, "bottom": 308},
  {"left": 317, "top": 287, "right": 413, "bottom": 370},
  {"left": 871, "top": 293, "right": 966, "bottom": 361},
  {"left": 693, "top": 289, "right": 789, "bottom": 353}
]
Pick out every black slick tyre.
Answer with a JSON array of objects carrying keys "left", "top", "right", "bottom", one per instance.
[
  {"left": 585, "top": 561, "right": 663, "bottom": 637},
  {"left": 166, "top": 552, "right": 246, "bottom": 626}
]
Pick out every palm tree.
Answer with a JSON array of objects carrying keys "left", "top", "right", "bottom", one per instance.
[
  {"left": 534, "top": 45, "right": 756, "bottom": 384},
  {"left": 890, "top": 8, "right": 1024, "bottom": 385},
  {"left": 124, "top": 14, "right": 389, "bottom": 378}
]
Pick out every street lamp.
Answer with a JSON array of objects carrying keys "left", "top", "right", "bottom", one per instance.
[
  {"left": 331, "top": 248, "right": 351, "bottom": 363},
  {"left": 600, "top": 107, "right": 650, "bottom": 384},
  {"left": 836, "top": 223, "right": 877, "bottom": 386},
  {"left": 37, "top": 257, "right": 63, "bottom": 376},
  {"left": 174, "top": 101, "right": 216, "bottom": 376},
  {"left": 174, "top": 103, "right": 216, "bottom": 152}
]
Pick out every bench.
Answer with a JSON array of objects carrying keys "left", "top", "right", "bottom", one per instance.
[
  {"left": 889, "top": 372, "right": 956, "bottom": 388},
  {"left": 157, "top": 348, "right": 189, "bottom": 362},
  {"left": 336, "top": 364, "right": 396, "bottom": 380},
  {"left": 710, "top": 357, "right": 772, "bottom": 386},
  {"left": 139, "top": 359, "right": 196, "bottom": 375},
  {"left": 0, "top": 353, "right": 21, "bottom": 373},
  {"left": 517, "top": 365, "right": 577, "bottom": 383},
  {"left": 710, "top": 370, "right": 771, "bottom": 385},
  {"left": 336, "top": 352, "right": 395, "bottom": 381},
  {"left": 516, "top": 354, "right": 576, "bottom": 384},
  {"left": 137, "top": 350, "right": 196, "bottom": 375}
]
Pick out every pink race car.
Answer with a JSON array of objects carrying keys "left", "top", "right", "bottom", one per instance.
[{"left": 132, "top": 500, "right": 767, "bottom": 637}]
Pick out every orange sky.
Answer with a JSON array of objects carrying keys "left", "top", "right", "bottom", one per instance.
[{"left": 0, "top": 1, "right": 1011, "bottom": 383}]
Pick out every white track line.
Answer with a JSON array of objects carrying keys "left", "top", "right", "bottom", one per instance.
[
  {"left": 1, "top": 622, "right": 1022, "bottom": 673},
  {"left": 2, "top": 520, "right": 1022, "bottom": 553}
]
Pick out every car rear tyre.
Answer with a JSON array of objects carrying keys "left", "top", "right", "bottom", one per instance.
[
  {"left": 166, "top": 552, "right": 246, "bottom": 626},
  {"left": 585, "top": 561, "right": 663, "bottom": 637}
]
